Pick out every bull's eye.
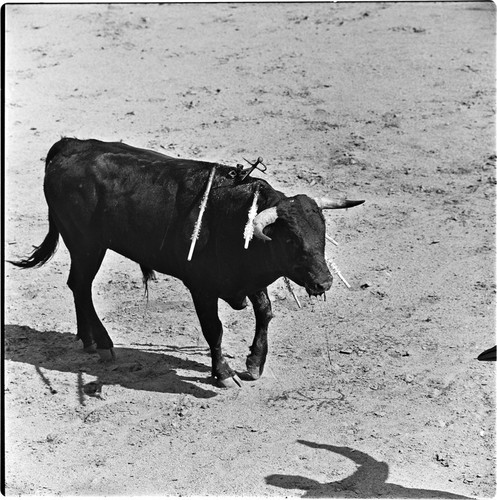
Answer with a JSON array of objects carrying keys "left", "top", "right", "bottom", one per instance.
[{"left": 286, "top": 238, "right": 299, "bottom": 249}]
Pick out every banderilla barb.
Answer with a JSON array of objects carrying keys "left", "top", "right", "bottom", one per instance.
[
  {"left": 283, "top": 276, "right": 302, "bottom": 308},
  {"left": 187, "top": 165, "right": 216, "bottom": 261},
  {"left": 326, "top": 256, "right": 350, "bottom": 288},
  {"left": 325, "top": 234, "right": 339, "bottom": 246}
]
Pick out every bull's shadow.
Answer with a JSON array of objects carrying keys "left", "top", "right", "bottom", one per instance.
[
  {"left": 266, "top": 440, "right": 471, "bottom": 499},
  {"left": 4, "top": 324, "right": 219, "bottom": 399}
]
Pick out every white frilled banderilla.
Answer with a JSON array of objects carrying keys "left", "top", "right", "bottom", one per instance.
[
  {"left": 187, "top": 165, "right": 217, "bottom": 261},
  {"left": 243, "top": 185, "right": 260, "bottom": 249}
]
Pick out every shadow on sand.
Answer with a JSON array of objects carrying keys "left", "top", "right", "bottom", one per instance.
[
  {"left": 266, "top": 440, "right": 470, "bottom": 499},
  {"left": 5, "top": 324, "right": 219, "bottom": 399}
]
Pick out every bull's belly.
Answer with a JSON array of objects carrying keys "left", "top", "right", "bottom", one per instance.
[{"left": 106, "top": 239, "right": 184, "bottom": 281}]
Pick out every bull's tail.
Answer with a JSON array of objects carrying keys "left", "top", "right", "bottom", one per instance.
[{"left": 9, "top": 212, "right": 60, "bottom": 268}]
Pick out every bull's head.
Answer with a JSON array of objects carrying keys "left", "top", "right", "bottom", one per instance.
[{"left": 252, "top": 195, "right": 364, "bottom": 296}]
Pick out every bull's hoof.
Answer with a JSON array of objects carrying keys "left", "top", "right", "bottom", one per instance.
[
  {"left": 83, "top": 343, "right": 97, "bottom": 354},
  {"left": 217, "top": 374, "right": 242, "bottom": 388},
  {"left": 244, "top": 366, "right": 262, "bottom": 381},
  {"left": 245, "top": 357, "right": 265, "bottom": 380},
  {"left": 96, "top": 348, "right": 116, "bottom": 363}
]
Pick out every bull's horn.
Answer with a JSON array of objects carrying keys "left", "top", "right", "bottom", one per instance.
[
  {"left": 253, "top": 207, "right": 278, "bottom": 241},
  {"left": 315, "top": 197, "right": 365, "bottom": 210}
]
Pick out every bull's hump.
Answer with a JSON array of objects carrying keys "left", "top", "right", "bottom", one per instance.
[{"left": 54, "top": 138, "right": 174, "bottom": 163}]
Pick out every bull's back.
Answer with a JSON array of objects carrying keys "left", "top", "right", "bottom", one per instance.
[{"left": 46, "top": 137, "right": 177, "bottom": 165}]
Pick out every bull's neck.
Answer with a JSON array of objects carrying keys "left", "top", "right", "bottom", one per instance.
[{"left": 248, "top": 240, "right": 287, "bottom": 284}]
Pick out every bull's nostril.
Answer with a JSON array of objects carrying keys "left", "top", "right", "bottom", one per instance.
[
  {"left": 321, "top": 279, "right": 333, "bottom": 291},
  {"left": 315, "top": 279, "right": 332, "bottom": 293}
]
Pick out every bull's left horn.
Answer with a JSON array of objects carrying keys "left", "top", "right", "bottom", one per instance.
[
  {"left": 315, "top": 198, "right": 365, "bottom": 210},
  {"left": 253, "top": 207, "right": 278, "bottom": 241}
]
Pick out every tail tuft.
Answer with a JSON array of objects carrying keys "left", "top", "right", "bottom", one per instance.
[
  {"left": 9, "top": 213, "right": 59, "bottom": 268},
  {"left": 140, "top": 265, "right": 157, "bottom": 299}
]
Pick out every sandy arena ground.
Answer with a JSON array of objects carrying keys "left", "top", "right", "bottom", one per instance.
[{"left": 4, "top": 2, "right": 496, "bottom": 497}]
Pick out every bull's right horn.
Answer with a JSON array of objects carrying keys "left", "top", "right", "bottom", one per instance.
[
  {"left": 253, "top": 207, "right": 278, "bottom": 241},
  {"left": 315, "top": 198, "right": 365, "bottom": 210}
]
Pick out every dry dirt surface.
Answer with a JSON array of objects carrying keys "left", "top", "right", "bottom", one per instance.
[{"left": 3, "top": 2, "right": 496, "bottom": 498}]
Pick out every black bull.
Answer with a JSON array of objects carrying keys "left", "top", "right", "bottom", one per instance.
[{"left": 11, "top": 138, "right": 364, "bottom": 387}]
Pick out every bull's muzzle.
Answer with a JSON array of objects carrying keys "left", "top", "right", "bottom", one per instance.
[{"left": 305, "top": 276, "right": 333, "bottom": 297}]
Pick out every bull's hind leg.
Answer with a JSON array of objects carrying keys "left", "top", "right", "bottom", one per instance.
[
  {"left": 66, "top": 244, "right": 114, "bottom": 361},
  {"left": 246, "top": 288, "right": 273, "bottom": 380}
]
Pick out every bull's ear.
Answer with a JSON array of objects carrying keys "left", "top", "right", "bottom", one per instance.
[{"left": 314, "top": 198, "right": 365, "bottom": 210}]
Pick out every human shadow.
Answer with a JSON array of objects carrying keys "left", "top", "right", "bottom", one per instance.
[
  {"left": 4, "top": 324, "right": 219, "bottom": 399},
  {"left": 266, "top": 440, "right": 471, "bottom": 498}
]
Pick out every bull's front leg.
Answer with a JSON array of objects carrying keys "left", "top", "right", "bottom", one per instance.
[
  {"left": 191, "top": 291, "right": 242, "bottom": 388},
  {"left": 246, "top": 288, "right": 273, "bottom": 380}
]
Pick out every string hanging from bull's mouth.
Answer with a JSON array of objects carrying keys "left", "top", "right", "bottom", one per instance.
[
  {"left": 187, "top": 165, "right": 216, "bottom": 261},
  {"left": 283, "top": 276, "right": 302, "bottom": 308},
  {"left": 326, "top": 256, "right": 351, "bottom": 289},
  {"left": 243, "top": 185, "right": 260, "bottom": 249}
]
